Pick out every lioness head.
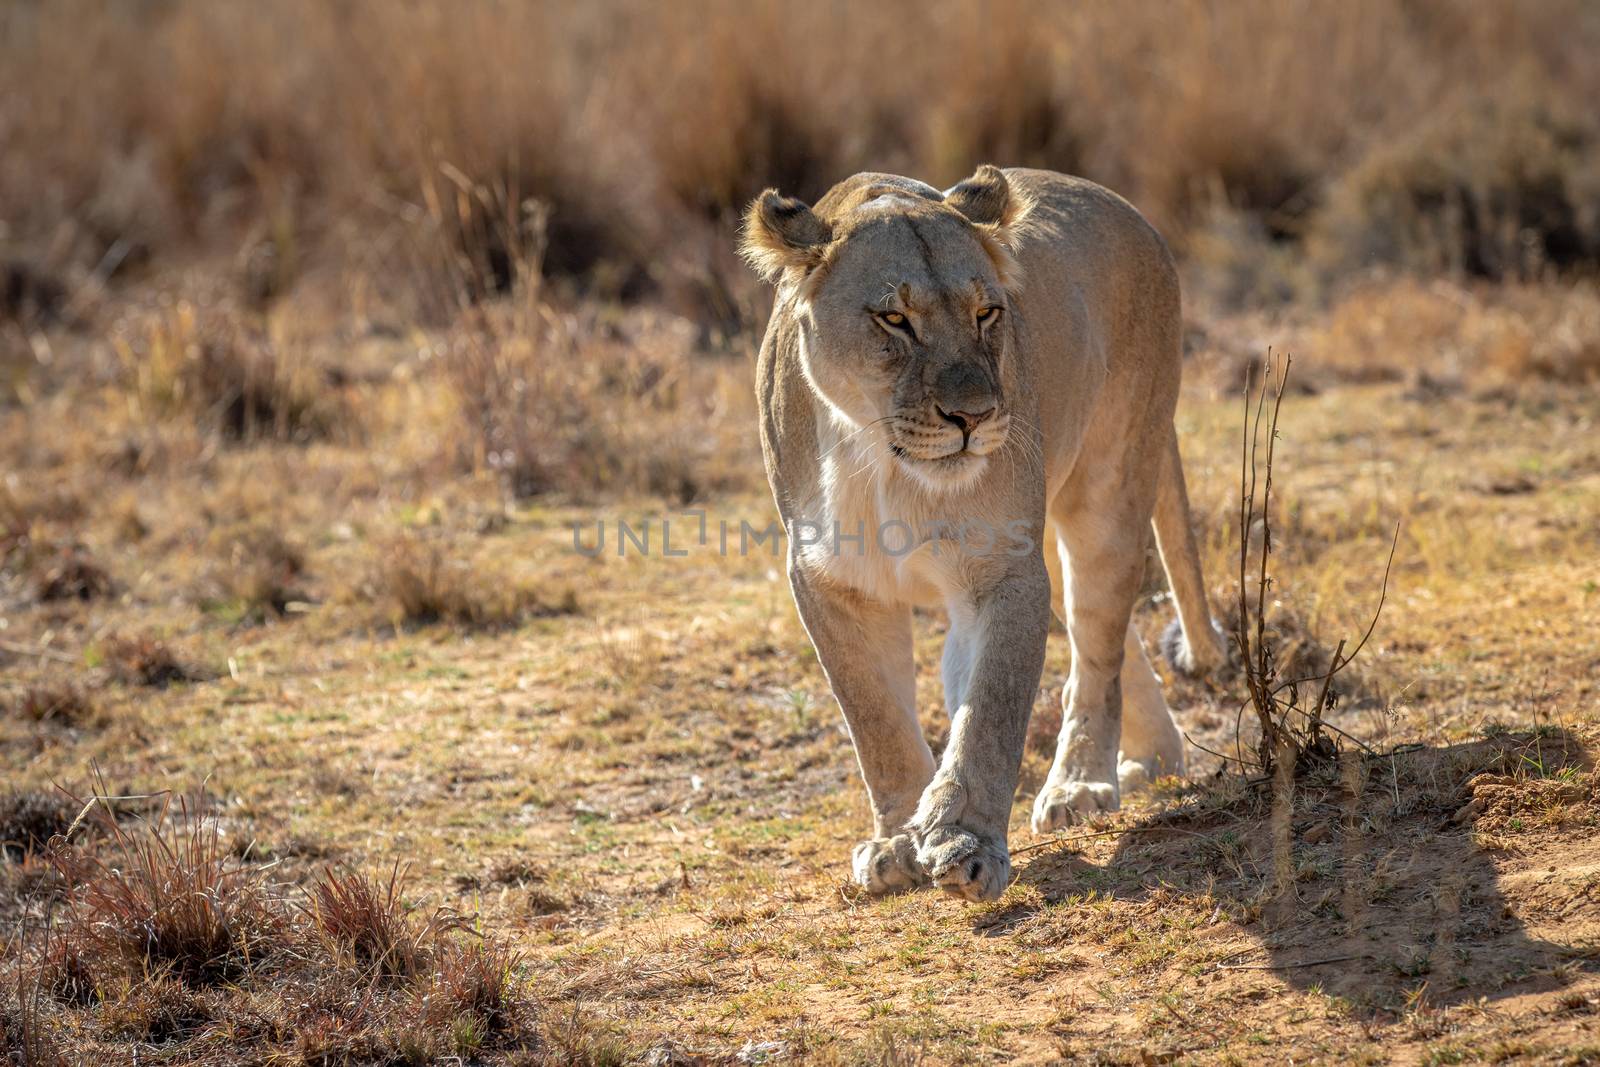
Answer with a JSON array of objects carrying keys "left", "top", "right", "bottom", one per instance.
[{"left": 742, "top": 165, "right": 1034, "bottom": 493}]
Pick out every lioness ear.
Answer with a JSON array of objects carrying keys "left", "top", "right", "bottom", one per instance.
[
  {"left": 740, "top": 190, "right": 834, "bottom": 284},
  {"left": 943, "top": 164, "right": 1029, "bottom": 230},
  {"left": 944, "top": 165, "right": 1033, "bottom": 289}
]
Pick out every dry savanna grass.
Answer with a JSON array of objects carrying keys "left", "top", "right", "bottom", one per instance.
[
  {"left": 3, "top": 797, "right": 545, "bottom": 1063},
  {"left": 3, "top": 0, "right": 1600, "bottom": 329},
  {"left": 367, "top": 533, "right": 578, "bottom": 631},
  {"left": 3, "top": 1, "right": 1600, "bottom": 1064},
  {"left": 4, "top": 358, "right": 1595, "bottom": 1062}
]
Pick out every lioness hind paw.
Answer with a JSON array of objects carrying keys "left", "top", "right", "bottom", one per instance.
[
  {"left": 852, "top": 834, "right": 927, "bottom": 894},
  {"left": 1030, "top": 780, "right": 1118, "bottom": 834},
  {"left": 1117, "top": 756, "right": 1156, "bottom": 793}
]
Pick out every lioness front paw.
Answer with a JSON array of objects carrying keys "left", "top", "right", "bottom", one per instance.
[
  {"left": 1030, "top": 779, "right": 1118, "bottom": 833},
  {"left": 851, "top": 834, "right": 927, "bottom": 894},
  {"left": 912, "top": 825, "right": 1010, "bottom": 902}
]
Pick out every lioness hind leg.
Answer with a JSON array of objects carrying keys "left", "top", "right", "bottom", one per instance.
[
  {"left": 1031, "top": 486, "right": 1152, "bottom": 833},
  {"left": 1115, "top": 623, "right": 1184, "bottom": 791},
  {"left": 939, "top": 604, "right": 978, "bottom": 716},
  {"left": 1043, "top": 527, "right": 1181, "bottom": 792}
]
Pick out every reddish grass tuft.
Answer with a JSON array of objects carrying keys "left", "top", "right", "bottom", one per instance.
[
  {"left": 6, "top": 684, "right": 98, "bottom": 729},
  {"left": 2, "top": 963, "right": 66, "bottom": 1067},
  {"left": 102, "top": 634, "right": 196, "bottom": 688},
  {"left": 39, "top": 939, "right": 98, "bottom": 1008},
  {"left": 32, "top": 546, "right": 112, "bottom": 603},
  {"left": 303, "top": 864, "right": 443, "bottom": 983},
  {"left": 50, "top": 796, "right": 282, "bottom": 986},
  {"left": 416, "top": 938, "right": 531, "bottom": 1038}
]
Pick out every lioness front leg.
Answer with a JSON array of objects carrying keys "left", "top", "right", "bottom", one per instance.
[
  {"left": 1032, "top": 495, "right": 1151, "bottom": 831},
  {"left": 907, "top": 562, "right": 1051, "bottom": 901},
  {"left": 788, "top": 569, "right": 935, "bottom": 894}
]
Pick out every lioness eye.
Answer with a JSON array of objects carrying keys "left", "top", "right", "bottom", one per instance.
[
  {"left": 976, "top": 306, "right": 1000, "bottom": 324},
  {"left": 882, "top": 311, "right": 907, "bottom": 327}
]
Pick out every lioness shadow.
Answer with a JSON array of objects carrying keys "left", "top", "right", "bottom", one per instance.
[{"left": 992, "top": 728, "right": 1598, "bottom": 1013}]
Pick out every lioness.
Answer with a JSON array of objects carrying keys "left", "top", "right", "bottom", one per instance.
[{"left": 741, "top": 166, "right": 1226, "bottom": 902}]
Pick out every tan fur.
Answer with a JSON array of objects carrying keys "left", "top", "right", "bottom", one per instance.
[{"left": 744, "top": 166, "right": 1226, "bottom": 901}]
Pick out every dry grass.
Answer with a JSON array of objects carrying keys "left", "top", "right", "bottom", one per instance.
[
  {"left": 303, "top": 864, "right": 442, "bottom": 983},
  {"left": 4, "top": 685, "right": 98, "bottom": 730},
  {"left": 109, "top": 302, "right": 347, "bottom": 444},
  {"left": 4, "top": 797, "right": 549, "bottom": 1063},
  {"left": 49, "top": 795, "right": 283, "bottom": 985},
  {"left": 368, "top": 534, "right": 576, "bottom": 630},
  {"left": 417, "top": 939, "right": 530, "bottom": 1037},
  {"left": 442, "top": 303, "right": 757, "bottom": 502},
  {"left": 1314, "top": 279, "right": 1600, "bottom": 386},
  {"left": 29, "top": 546, "right": 112, "bottom": 604},
  {"left": 0, "top": 791, "right": 75, "bottom": 861},
  {"left": 3, "top": 362, "right": 1597, "bottom": 1060},
  {"left": 3, "top": 967, "right": 65, "bottom": 1067},
  {"left": 2, "top": 3, "right": 1598, "bottom": 1063},
  {"left": 2, "top": 1, "right": 1598, "bottom": 321},
  {"left": 99, "top": 634, "right": 197, "bottom": 688},
  {"left": 201, "top": 521, "right": 307, "bottom": 621}
]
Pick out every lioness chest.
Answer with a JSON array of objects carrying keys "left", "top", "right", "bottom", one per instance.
[{"left": 792, "top": 444, "right": 1023, "bottom": 609}]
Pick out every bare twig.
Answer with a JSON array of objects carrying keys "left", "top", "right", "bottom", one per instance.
[
  {"left": 1214, "top": 951, "right": 1365, "bottom": 971},
  {"left": 1229, "top": 351, "right": 1400, "bottom": 779},
  {"left": 1012, "top": 822, "right": 1220, "bottom": 858}
]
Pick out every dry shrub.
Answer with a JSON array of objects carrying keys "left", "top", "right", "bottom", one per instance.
[
  {"left": 5, "top": 685, "right": 99, "bottom": 730},
  {"left": 444, "top": 304, "right": 759, "bottom": 502},
  {"left": 204, "top": 522, "right": 307, "bottom": 620},
  {"left": 304, "top": 865, "right": 440, "bottom": 984},
  {"left": 50, "top": 796, "right": 283, "bottom": 986},
  {"left": 1230, "top": 356, "right": 1393, "bottom": 775},
  {"left": 4, "top": 0, "right": 1597, "bottom": 309},
  {"left": 372, "top": 534, "right": 575, "bottom": 630},
  {"left": 110, "top": 302, "right": 344, "bottom": 444},
  {"left": 101, "top": 634, "right": 196, "bottom": 688},
  {"left": 1314, "top": 96, "right": 1600, "bottom": 281},
  {"left": 1314, "top": 279, "right": 1600, "bottom": 386},
  {"left": 0, "top": 791, "right": 75, "bottom": 860},
  {"left": 31, "top": 546, "right": 112, "bottom": 603}
]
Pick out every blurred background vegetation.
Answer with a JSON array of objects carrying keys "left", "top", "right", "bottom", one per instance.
[
  {"left": 2, "top": 0, "right": 1598, "bottom": 505},
  {"left": 4, "top": 0, "right": 1599, "bottom": 326}
]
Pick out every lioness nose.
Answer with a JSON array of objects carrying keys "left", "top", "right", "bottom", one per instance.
[{"left": 937, "top": 406, "right": 995, "bottom": 436}]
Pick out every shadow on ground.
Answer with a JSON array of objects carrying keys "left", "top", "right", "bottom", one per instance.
[{"left": 994, "top": 728, "right": 1599, "bottom": 1012}]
